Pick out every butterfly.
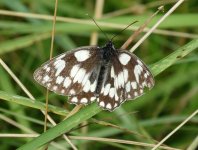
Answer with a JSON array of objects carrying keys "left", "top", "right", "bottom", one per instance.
[{"left": 34, "top": 39, "right": 154, "bottom": 111}]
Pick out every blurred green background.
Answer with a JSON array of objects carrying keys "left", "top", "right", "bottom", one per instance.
[{"left": 0, "top": 0, "right": 198, "bottom": 150}]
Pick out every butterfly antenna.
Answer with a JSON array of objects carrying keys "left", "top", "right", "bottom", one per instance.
[
  {"left": 86, "top": 14, "right": 110, "bottom": 41},
  {"left": 111, "top": 21, "right": 138, "bottom": 42}
]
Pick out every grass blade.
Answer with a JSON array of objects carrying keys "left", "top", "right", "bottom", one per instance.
[{"left": 0, "top": 91, "right": 68, "bottom": 116}]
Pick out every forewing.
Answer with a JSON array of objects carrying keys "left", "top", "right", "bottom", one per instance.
[
  {"left": 34, "top": 46, "right": 101, "bottom": 96},
  {"left": 117, "top": 50, "right": 155, "bottom": 100}
]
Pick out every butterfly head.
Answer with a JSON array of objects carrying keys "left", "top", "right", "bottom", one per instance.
[{"left": 104, "top": 40, "right": 115, "bottom": 51}]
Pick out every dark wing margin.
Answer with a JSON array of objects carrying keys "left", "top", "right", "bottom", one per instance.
[{"left": 33, "top": 46, "right": 101, "bottom": 97}]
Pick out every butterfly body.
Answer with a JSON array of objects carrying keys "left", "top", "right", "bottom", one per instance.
[
  {"left": 34, "top": 41, "right": 154, "bottom": 111},
  {"left": 95, "top": 41, "right": 117, "bottom": 96}
]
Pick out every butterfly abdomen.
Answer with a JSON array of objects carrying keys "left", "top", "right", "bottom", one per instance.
[{"left": 95, "top": 65, "right": 106, "bottom": 96}]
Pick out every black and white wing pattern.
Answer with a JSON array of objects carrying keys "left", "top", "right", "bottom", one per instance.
[
  {"left": 34, "top": 46, "right": 101, "bottom": 96},
  {"left": 34, "top": 41, "right": 154, "bottom": 111},
  {"left": 120, "top": 51, "right": 154, "bottom": 101},
  {"left": 97, "top": 50, "right": 154, "bottom": 111},
  {"left": 68, "top": 65, "right": 101, "bottom": 105}
]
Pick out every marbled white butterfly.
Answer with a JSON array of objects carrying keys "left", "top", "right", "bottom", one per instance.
[{"left": 34, "top": 40, "right": 154, "bottom": 111}]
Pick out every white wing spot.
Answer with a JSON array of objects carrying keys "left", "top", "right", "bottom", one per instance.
[
  {"left": 56, "top": 54, "right": 66, "bottom": 60},
  {"left": 54, "top": 60, "right": 66, "bottom": 76},
  {"left": 134, "top": 92, "right": 138, "bottom": 97},
  {"left": 114, "top": 76, "right": 118, "bottom": 89},
  {"left": 56, "top": 76, "right": 64, "bottom": 84},
  {"left": 148, "top": 83, "right": 151, "bottom": 88},
  {"left": 81, "top": 98, "right": 88, "bottom": 103},
  {"left": 101, "top": 86, "right": 104, "bottom": 93},
  {"left": 140, "top": 89, "right": 143, "bottom": 94},
  {"left": 43, "top": 75, "right": 50, "bottom": 83},
  {"left": 70, "top": 89, "right": 75, "bottom": 95},
  {"left": 117, "top": 72, "right": 124, "bottom": 87},
  {"left": 43, "top": 64, "right": 48, "bottom": 69},
  {"left": 115, "top": 92, "right": 119, "bottom": 101},
  {"left": 111, "top": 67, "right": 115, "bottom": 78},
  {"left": 123, "top": 69, "right": 128, "bottom": 82},
  {"left": 114, "top": 103, "right": 118, "bottom": 107},
  {"left": 131, "top": 82, "right": 137, "bottom": 89},
  {"left": 127, "top": 94, "right": 131, "bottom": 98},
  {"left": 134, "top": 65, "right": 140, "bottom": 83},
  {"left": 83, "top": 80, "right": 90, "bottom": 92},
  {"left": 99, "top": 101, "right": 105, "bottom": 107},
  {"left": 90, "top": 80, "right": 97, "bottom": 92},
  {"left": 53, "top": 86, "right": 58, "bottom": 91},
  {"left": 142, "top": 81, "right": 146, "bottom": 87},
  {"left": 90, "top": 97, "right": 96, "bottom": 102},
  {"left": 47, "top": 83, "right": 51, "bottom": 87},
  {"left": 146, "top": 71, "right": 150, "bottom": 76},
  {"left": 71, "top": 97, "right": 78, "bottom": 103},
  {"left": 37, "top": 75, "right": 42, "bottom": 80},
  {"left": 144, "top": 73, "right": 148, "bottom": 78},
  {"left": 46, "top": 67, "right": 50, "bottom": 72},
  {"left": 119, "top": 53, "right": 131, "bottom": 65},
  {"left": 137, "top": 59, "right": 143, "bottom": 66},
  {"left": 61, "top": 89, "right": 65, "bottom": 93},
  {"left": 106, "top": 103, "right": 112, "bottom": 109},
  {"left": 73, "top": 68, "right": 86, "bottom": 83},
  {"left": 70, "top": 64, "right": 80, "bottom": 78},
  {"left": 137, "top": 64, "right": 143, "bottom": 72},
  {"left": 74, "top": 50, "right": 90, "bottom": 62},
  {"left": 126, "top": 81, "right": 131, "bottom": 92},
  {"left": 104, "top": 84, "right": 111, "bottom": 96},
  {"left": 63, "top": 77, "right": 72, "bottom": 88},
  {"left": 109, "top": 88, "right": 115, "bottom": 98},
  {"left": 82, "top": 73, "right": 90, "bottom": 86},
  {"left": 54, "top": 60, "right": 61, "bottom": 66}
]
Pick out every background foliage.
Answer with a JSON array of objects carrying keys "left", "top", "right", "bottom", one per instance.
[{"left": 0, "top": 0, "right": 198, "bottom": 150}]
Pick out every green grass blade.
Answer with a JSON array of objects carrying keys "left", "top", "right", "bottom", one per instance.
[
  {"left": 151, "top": 39, "right": 198, "bottom": 76},
  {"left": 0, "top": 33, "right": 50, "bottom": 54},
  {"left": 0, "top": 91, "right": 68, "bottom": 116}
]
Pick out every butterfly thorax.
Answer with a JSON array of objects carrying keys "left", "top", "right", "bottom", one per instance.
[{"left": 101, "top": 41, "right": 117, "bottom": 62}]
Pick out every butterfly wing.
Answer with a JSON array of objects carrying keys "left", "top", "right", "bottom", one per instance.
[
  {"left": 97, "top": 50, "right": 154, "bottom": 111},
  {"left": 34, "top": 46, "right": 101, "bottom": 96},
  {"left": 68, "top": 64, "right": 101, "bottom": 105},
  {"left": 96, "top": 64, "right": 121, "bottom": 111},
  {"left": 118, "top": 50, "right": 154, "bottom": 100}
]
